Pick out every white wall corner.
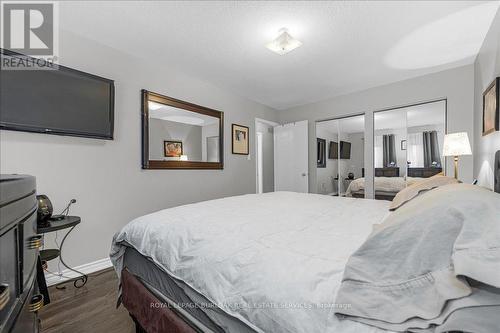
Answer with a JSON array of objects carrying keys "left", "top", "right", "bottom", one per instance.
[{"left": 44, "top": 257, "right": 113, "bottom": 287}]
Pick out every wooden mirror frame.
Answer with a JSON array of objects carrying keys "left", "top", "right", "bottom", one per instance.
[{"left": 141, "top": 90, "right": 224, "bottom": 169}]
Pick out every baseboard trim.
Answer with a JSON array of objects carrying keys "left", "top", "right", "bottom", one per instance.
[{"left": 44, "top": 257, "right": 113, "bottom": 286}]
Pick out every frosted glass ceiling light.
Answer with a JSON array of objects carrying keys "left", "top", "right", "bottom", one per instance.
[{"left": 266, "top": 28, "right": 302, "bottom": 55}]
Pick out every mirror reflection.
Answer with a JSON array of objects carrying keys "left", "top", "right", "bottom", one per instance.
[
  {"left": 148, "top": 101, "right": 220, "bottom": 162},
  {"left": 316, "top": 114, "right": 365, "bottom": 197},
  {"left": 142, "top": 90, "right": 223, "bottom": 169},
  {"left": 373, "top": 100, "right": 446, "bottom": 200}
]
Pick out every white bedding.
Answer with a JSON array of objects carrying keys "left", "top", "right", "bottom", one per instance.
[{"left": 111, "top": 192, "right": 392, "bottom": 333}]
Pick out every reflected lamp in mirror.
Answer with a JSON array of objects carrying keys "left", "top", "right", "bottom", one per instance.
[
  {"left": 443, "top": 132, "right": 472, "bottom": 179},
  {"left": 141, "top": 90, "right": 224, "bottom": 169}
]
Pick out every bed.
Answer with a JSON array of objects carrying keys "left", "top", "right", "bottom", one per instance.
[
  {"left": 347, "top": 176, "right": 422, "bottom": 200},
  {"left": 111, "top": 192, "right": 392, "bottom": 333},
  {"left": 349, "top": 167, "right": 442, "bottom": 200},
  {"left": 111, "top": 154, "right": 500, "bottom": 333}
]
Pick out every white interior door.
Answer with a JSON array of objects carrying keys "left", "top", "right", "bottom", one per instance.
[
  {"left": 274, "top": 120, "right": 309, "bottom": 192},
  {"left": 256, "top": 132, "right": 263, "bottom": 194}
]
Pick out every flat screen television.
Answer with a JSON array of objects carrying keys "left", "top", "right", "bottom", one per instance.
[
  {"left": 0, "top": 50, "right": 115, "bottom": 139},
  {"left": 328, "top": 141, "right": 338, "bottom": 159},
  {"left": 339, "top": 141, "right": 351, "bottom": 159}
]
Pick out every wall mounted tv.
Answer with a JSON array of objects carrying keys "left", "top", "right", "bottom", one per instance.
[
  {"left": 339, "top": 141, "right": 351, "bottom": 159},
  {"left": 0, "top": 50, "right": 115, "bottom": 139}
]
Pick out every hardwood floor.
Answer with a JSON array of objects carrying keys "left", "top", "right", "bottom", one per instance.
[{"left": 39, "top": 268, "right": 135, "bottom": 333}]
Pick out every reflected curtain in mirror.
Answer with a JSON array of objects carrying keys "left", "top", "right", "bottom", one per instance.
[
  {"left": 383, "top": 134, "right": 397, "bottom": 167},
  {"left": 423, "top": 131, "right": 441, "bottom": 167}
]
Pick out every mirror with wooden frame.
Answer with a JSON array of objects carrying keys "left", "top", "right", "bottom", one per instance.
[{"left": 141, "top": 90, "right": 224, "bottom": 169}]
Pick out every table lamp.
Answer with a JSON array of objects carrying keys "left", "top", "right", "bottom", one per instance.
[{"left": 443, "top": 132, "right": 472, "bottom": 179}]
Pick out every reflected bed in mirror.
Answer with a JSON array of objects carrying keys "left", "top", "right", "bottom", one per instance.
[{"left": 141, "top": 90, "right": 224, "bottom": 169}]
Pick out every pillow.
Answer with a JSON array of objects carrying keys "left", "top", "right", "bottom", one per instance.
[{"left": 389, "top": 175, "right": 459, "bottom": 211}]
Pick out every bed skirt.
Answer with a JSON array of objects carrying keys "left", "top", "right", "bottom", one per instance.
[{"left": 121, "top": 269, "right": 197, "bottom": 333}]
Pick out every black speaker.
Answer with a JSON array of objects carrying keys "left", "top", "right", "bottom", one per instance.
[{"left": 36, "top": 194, "right": 53, "bottom": 225}]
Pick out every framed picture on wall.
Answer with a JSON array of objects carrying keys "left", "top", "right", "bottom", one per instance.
[
  {"left": 232, "top": 124, "right": 249, "bottom": 155},
  {"left": 164, "top": 140, "right": 183, "bottom": 157},
  {"left": 483, "top": 77, "right": 499, "bottom": 136},
  {"left": 401, "top": 140, "right": 407, "bottom": 150},
  {"left": 317, "top": 138, "right": 326, "bottom": 167}
]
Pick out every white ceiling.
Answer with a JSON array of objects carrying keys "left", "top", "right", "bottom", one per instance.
[
  {"left": 59, "top": 1, "right": 499, "bottom": 110},
  {"left": 375, "top": 100, "right": 446, "bottom": 130},
  {"left": 316, "top": 115, "right": 365, "bottom": 135},
  {"left": 149, "top": 103, "right": 219, "bottom": 126},
  {"left": 316, "top": 100, "right": 445, "bottom": 134}
]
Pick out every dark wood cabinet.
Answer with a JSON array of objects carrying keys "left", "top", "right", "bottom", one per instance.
[{"left": 0, "top": 175, "right": 41, "bottom": 333}]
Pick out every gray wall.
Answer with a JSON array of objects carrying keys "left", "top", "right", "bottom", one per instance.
[
  {"left": 474, "top": 9, "right": 500, "bottom": 190},
  {"left": 347, "top": 132, "right": 364, "bottom": 179},
  {"left": 0, "top": 30, "right": 278, "bottom": 270},
  {"left": 278, "top": 65, "right": 474, "bottom": 197},
  {"left": 149, "top": 119, "right": 202, "bottom": 161},
  {"left": 255, "top": 121, "right": 274, "bottom": 193}
]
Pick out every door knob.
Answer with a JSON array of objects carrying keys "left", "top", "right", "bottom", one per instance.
[{"left": 301, "top": 173, "right": 307, "bottom": 177}]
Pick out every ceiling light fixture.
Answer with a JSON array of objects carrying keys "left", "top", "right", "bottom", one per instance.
[{"left": 266, "top": 28, "right": 302, "bottom": 55}]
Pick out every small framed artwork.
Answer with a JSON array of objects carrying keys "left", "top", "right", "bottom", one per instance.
[
  {"left": 483, "top": 77, "right": 499, "bottom": 136},
  {"left": 164, "top": 140, "right": 183, "bottom": 157},
  {"left": 232, "top": 124, "right": 249, "bottom": 155},
  {"left": 401, "top": 140, "right": 407, "bottom": 150},
  {"left": 317, "top": 138, "right": 326, "bottom": 167}
]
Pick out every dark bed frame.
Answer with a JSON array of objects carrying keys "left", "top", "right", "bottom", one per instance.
[
  {"left": 122, "top": 151, "right": 500, "bottom": 333},
  {"left": 361, "top": 167, "right": 442, "bottom": 178}
]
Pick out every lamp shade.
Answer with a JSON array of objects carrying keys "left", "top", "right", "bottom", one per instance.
[{"left": 443, "top": 132, "right": 472, "bottom": 156}]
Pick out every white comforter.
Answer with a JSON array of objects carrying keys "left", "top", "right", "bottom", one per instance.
[{"left": 110, "top": 192, "right": 391, "bottom": 333}]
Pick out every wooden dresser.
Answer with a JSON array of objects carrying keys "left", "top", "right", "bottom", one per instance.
[{"left": 0, "top": 175, "right": 42, "bottom": 333}]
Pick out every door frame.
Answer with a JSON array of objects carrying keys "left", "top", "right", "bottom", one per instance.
[{"left": 255, "top": 118, "right": 279, "bottom": 193}]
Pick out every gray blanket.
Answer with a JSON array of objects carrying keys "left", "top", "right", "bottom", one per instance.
[{"left": 334, "top": 184, "right": 500, "bottom": 332}]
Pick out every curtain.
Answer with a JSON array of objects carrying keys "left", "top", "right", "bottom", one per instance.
[
  {"left": 423, "top": 131, "right": 441, "bottom": 167},
  {"left": 407, "top": 132, "right": 424, "bottom": 167},
  {"left": 383, "top": 134, "right": 397, "bottom": 167}
]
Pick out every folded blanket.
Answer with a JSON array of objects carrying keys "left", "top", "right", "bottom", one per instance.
[{"left": 335, "top": 184, "right": 500, "bottom": 332}]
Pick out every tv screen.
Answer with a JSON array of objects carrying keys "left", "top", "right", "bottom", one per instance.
[
  {"left": 0, "top": 50, "right": 114, "bottom": 139},
  {"left": 340, "top": 141, "right": 351, "bottom": 159},
  {"left": 328, "top": 141, "right": 338, "bottom": 159}
]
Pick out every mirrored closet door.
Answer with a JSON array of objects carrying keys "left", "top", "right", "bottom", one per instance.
[
  {"left": 373, "top": 100, "right": 446, "bottom": 200},
  {"left": 316, "top": 114, "right": 365, "bottom": 197}
]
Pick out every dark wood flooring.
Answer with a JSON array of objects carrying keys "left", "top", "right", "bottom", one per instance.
[{"left": 39, "top": 268, "right": 135, "bottom": 333}]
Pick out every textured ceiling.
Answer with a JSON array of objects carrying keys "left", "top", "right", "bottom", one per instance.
[{"left": 59, "top": 1, "right": 499, "bottom": 110}]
